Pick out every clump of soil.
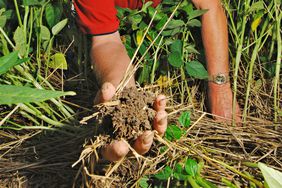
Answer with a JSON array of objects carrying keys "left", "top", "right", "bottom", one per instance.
[{"left": 99, "top": 87, "right": 156, "bottom": 141}]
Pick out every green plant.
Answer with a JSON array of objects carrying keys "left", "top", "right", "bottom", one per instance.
[{"left": 0, "top": 0, "right": 75, "bottom": 130}]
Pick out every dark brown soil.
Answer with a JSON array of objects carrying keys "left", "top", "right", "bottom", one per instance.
[{"left": 99, "top": 87, "right": 156, "bottom": 142}]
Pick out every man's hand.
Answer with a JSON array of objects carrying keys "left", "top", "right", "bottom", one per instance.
[
  {"left": 208, "top": 83, "right": 241, "bottom": 123},
  {"left": 94, "top": 82, "right": 167, "bottom": 161}
]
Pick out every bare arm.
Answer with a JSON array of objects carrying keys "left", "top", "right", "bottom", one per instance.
[{"left": 91, "top": 31, "right": 135, "bottom": 88}]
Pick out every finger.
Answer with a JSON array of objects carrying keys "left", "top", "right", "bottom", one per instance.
[
  {"left": 133, "top": 131, "right": 154, "bottom": 155},
  {"left": 94, "top": 82, "right": 116, "bottom": 104},
  {"left": 101, "top": 140, "right": 129, "bottom": 161},
  {"left": 154, "top": 95, "right": 166, "bottom": 112},
  {"left": 153, "top": 111, "right": 168, "bottom": 136}
]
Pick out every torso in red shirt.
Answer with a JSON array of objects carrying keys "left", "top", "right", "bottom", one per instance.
[{"left": 74, "top": 0, "right": 161, "bottom": 35}]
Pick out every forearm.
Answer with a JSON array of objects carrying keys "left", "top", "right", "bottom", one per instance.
[
  {"left": 91, "top": 32, "right": 135, "bottom": 87},
  {"left": 196, "top": 1, "right": 230, "bottom": 78}
]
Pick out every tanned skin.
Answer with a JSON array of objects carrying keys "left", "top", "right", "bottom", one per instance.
[{"left": 91, "top": 0, "right": 241, "bottom": 162}]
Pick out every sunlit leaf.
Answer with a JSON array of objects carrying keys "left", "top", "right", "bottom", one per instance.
[
  {"left": 185, "top": 159, "right": 198, "bottom": 177},
  {"left": 40, "top": 25, "right": 50, "bottom": 41},
  {"left": 251, "top": 16, "right": 262, "bottom": 31},
  {"left": 258, "top": 163, "right": 282, "bottom": 188},
  {"left": 0, "top": 51, "right": 29, "bottom": 75},
  {"left": 179, "top": 111, "right": 191, "bottom": 128},
  {"left": 0, "top": 85, "right": 76, "bottom": 105},
  {"left": 136, "top": 30, "right": 143, "bottom": 46},
  {"left": 139, "top": 176, "right": 149, "bottom": 188},
  {"left": 13, "top": 26, "right": 26, "bottom": 56},
  {"left": 47, "top": 53, "right": 68, "bottom": 70},
  {"left": 52, "top": 18, "right": 68, "bottom": 35},
  {"left": 188, "top": 9, "right": 208, "bottom": 20},
  {"left": 165, "top": 125, "right": 182, "bottom": 141},
  {"left": 185, "top": 61, "right": 208, "bottom": 79}
]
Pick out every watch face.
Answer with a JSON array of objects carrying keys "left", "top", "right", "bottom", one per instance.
[{"left": 215, "top": 74, "right": 226, "bottom": 84}]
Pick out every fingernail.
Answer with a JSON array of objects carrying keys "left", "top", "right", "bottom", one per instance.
[{"left": 142, "top": 132, "right": 154, "bottom": 145}]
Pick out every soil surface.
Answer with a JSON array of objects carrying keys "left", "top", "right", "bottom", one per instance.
[{"left": 99, "top": 87, "right": 156, "bottom": 142}]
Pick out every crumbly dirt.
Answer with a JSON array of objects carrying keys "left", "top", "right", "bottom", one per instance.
[{"left": 98, "top": 87, "right": 156, "bottom": 142}]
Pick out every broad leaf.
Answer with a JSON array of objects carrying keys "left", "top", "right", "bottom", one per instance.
[
  {"left": 0, "top": 85, "right": 76, "bottom": 105},
  {"left": 0, "top": 51, "right": 29, "bottom": 75},
  {"left": 47, "top": 53, "right": 68, "bottom": 70},
  {"left": 13, "top": 26, "right": 26, "bottom": 56},
  {"left": 40, "top": 25, "right": 50, "bottom": 41},
  {"left": 154, "top": 166, "right": 173, "bottom": 180},
  {"left": 0, "top": 8, "right": 6, "bottom": 27},
  {"left": 52, "top": 18, "right": 68, "bottom": 35},
  {"left": 179, "top": 111, "right": 191, "bottom": 128},
  {"left": 188, "top": 9, "right": 208, "bottom": 20},
  {"left": 165, "top": 125, "right": 182, "bottom": 141},
  {"left": 185, "top": 61, "right": 208, "bottom": 79},
  {"left": 174, "top": 163, "right": 188, "bottom": 181},
  {"left": 168, "top": 52, "right": 183, "bottom": 68},
  {"left": 23, "top": 0, "right": 46, "bottom": 6},
  {"left": 45, "top": 3, "right": 63, "bottom": 28},
  {"left": 166, "top": 19, "right": 185, "bottom": 29},
  {"left": 258, "top": 163, "right": 282, "bottom": 188},
  {"left": 170, "top": 40, "right": 182, "bottom": 54},
  {"left": 139, "top": 176, "right": 149, "bottom": 188},
  {"left": 185, "top": 159, "right": 198, "bottom": 177},
  {"left": 187, "top": 19, "right": 201, "bottom": 27}
]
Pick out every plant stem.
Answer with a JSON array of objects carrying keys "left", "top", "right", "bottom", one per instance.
[
  {"left": 187, "top": 176, "right": 200, "bottom": 188},
  {"left": 232, "top": 0, "right": 250, "bottom": 124},
  {"left": 243, "top": 17, "right": 269, "bottom": 121},
  {"left": 273, "top": 1, "right": 281, "bottom": 124},
  {"left": 13, "top": 0, "right": 23, "bottom": 27}
]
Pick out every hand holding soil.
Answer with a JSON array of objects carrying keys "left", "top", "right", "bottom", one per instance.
[{"left": 94, "top": 82, "right": 167, "bottom": 161}]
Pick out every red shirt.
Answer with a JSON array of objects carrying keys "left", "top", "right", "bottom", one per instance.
[{"left": 74, "top": 0, "right": 161, "bottom": 35}]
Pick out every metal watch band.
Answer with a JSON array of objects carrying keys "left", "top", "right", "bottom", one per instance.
[{"left": 208, "top": 73, "right": 230, "bottom": 85}]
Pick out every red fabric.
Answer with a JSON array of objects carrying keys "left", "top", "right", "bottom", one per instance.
[{"left": 74, "top": 0, "right": 161, "bottom": 35}]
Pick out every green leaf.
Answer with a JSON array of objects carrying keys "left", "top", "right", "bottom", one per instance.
[
  {"left": 47, "top": 53, "right": 68, "bottom": 70},
  {"left": 170, "top": 40, "right": 182, "bottom": 54},
  {"left": 23, "top": 0, "right": 46, "bottom": 6},
  {"left": 45, "top": 3, "right": 63, "bottom": 28},
  {"left": 188, "top": 9, "right": 208, "bottom": 20},
  {"left": 168, "top": 52, "right": 183, "bottom": 68},
  {"left": 185, "top": 159, "right": 198, "bottom": 177},
  {"left": 258, "top": 163, "right": 282, "bottom": 188},
  {"left": 139, "top": 176, "right": 149, "bottom": 188},
  {"left": 0, "top": 8, "right": 6, "bottom": 27},
  {"left": 0, "top": 51, "right": 29, "bottom": 75},
  {"left": 165, "top": 125, "right": 182, "bottom": 141},
  {"left": 40, "top": 25, "right": 50, "bottom": 41},
  {"left": 52, "top": 18, "right": 68, "bottom": 35},
  {"left": 174, "top": 163, "right": 188, "bottom": 181},
  {"left": 248, "top": 1, "right": 265, "bottom": 13},
  {"left": 155, "top": 16, "right": 168, "bottom": 30},
  {"left": 187, "top": 19, "right": 202, "bottom": 27},
  {"left": 166, "top": 19, "right": 185, "bottom": 29},
  {"left": 13, "top": 26, "right": 26, "bottom": 56},
  {"left": 154, "top": 166, "right": 173, "bottom": 180},
  {"left": 179, "top": 111, "right": 191, "bottom": 128},
  {"left": 0, "top": 85, "right": 76, "bottom": 105},
  {"left": 185, "top": 61, "right": 208, "bottom": 79}
]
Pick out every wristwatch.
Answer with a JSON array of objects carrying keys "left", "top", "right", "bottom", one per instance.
[{"left": 208, "top": 73, "right": 230, "bottom": 85}]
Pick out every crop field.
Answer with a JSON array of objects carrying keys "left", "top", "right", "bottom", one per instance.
[{"left": 0, "top": 0, "right": 281, "bottom": 187}]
